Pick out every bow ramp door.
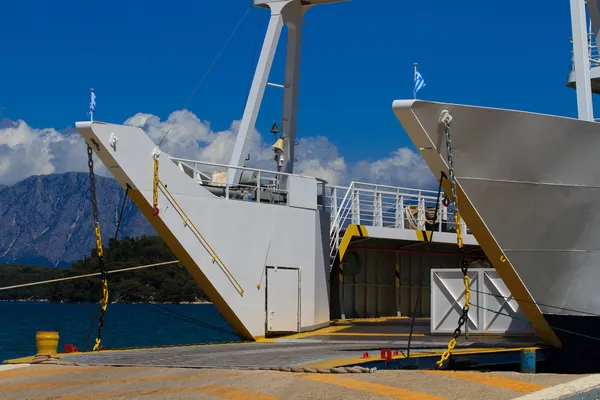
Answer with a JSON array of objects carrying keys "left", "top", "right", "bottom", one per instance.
[{"left": 267, "top": 266, "right": 300, "bottom": 333}]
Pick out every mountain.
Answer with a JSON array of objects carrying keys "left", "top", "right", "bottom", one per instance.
[
  {"left": 0, "top": 172, "right": 155, "bottom": 267},
  {"left": 0, "top": 184, "right": 6, "bottom": 192}
]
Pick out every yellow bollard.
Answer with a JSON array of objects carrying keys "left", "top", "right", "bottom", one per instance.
[{"left": 36, "top": 331, "right": 59, "bottom": 355}]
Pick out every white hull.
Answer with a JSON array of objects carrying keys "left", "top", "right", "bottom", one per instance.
[{"left": 393, "top": 99, "right": 600, "bottom": 347}]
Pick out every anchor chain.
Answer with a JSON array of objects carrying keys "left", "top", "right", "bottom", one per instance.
[
  {"left": 435, "top": 111, "right": 471, "bottom": 368},
  {"left": 152, "top": 147, "right": 160, "bottom": 216},
  {"left": 87, "top": 144, "right": 108, "bottom": 351}
]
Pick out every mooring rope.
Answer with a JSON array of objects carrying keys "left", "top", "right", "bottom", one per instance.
[
  {"left": 0, "top": 261, "right": 179, "bottom": 291},
  {"left": 235, "top": 365, "right": 377, "bottom": 374}
]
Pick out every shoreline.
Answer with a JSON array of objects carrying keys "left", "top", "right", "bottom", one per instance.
[{"left": 0, "top": 299, "right": 213, "bottom": 305}]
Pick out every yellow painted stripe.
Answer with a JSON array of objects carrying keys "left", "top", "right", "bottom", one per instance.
[
  {"left": 199, "top": 385, "right": 278, "bottom": 399},
  {"left": 302, "top": 374, "right": 445, "bottom": 399},
  {"left": 3, "top": 339, "right": 249, "bottom": 364},
  {"left": 338, "top": 224, "right": 368, "bottom": 262},
  {"left": 27, "top": 383, "right": 272, "bottom": 400},
  {"left": 310, "top": 332, "right": 425, "bottom": 337},
  {"left": 255, "top": 325, "right": 350, "bottom": 342},
  {"left": 0, "top": 372, "right": 239, "bottom": 391},
  {"left": 415, "top": 230, "right": 432, "bottom": 241},
  {"left": 303, "top": 347, "right": 543, "bottom": 369},
  {"left": 425, "top": 370, "right": 545, "bottom": 393},
  {"left": 0, "top": 366, "right": 140, "bottom": 377}
]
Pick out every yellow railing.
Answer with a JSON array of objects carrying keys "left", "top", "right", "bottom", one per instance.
[{"left": 157, "top": 180, "right": 244, "bottom": 296}]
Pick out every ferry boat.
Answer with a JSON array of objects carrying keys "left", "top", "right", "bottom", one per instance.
[{"left": 74, "top": 0, "right": 600, "bottom": 371}]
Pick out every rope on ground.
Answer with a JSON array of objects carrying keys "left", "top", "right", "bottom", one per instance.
[
  {"left": 0, "top": 261, "right": 180, "bottom": 291},
  {"left": 29, "top": 353, "right": 81, "bottom": 366},
  {"left": 243, "top": 365, "right": 377, "bottom": 374}
]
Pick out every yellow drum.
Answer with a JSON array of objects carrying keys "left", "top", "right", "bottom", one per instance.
[{"left": 36, "top": 331, "right": 59, "bottom": 355}]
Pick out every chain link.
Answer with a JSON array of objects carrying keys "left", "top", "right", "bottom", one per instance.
[
  {"left": 152, "top": 154, "right": 160, "bottom": 216},
  {"left": 435, "top": 111, "right": 471, "bottom": 368},
  {"left": 87, "top": 144, "right": 108, "bottom": 351}
]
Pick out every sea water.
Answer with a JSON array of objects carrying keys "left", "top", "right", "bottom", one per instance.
[{"left": 0, "top": 302, "right": 239, "bottom": 362}]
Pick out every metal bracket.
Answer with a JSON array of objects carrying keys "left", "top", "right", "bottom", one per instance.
[
  {"left": 152, "top": 146, "right": 161, "bottom": 160},
  {"left": 109, "top": 133, "right": 118, "bottom": 150},
  {"left": 439, "top": 110, "right": 453, "bottom": 126}
]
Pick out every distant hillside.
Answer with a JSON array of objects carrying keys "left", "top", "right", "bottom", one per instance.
[
  {"left": 0, "top": 184, "right": 6, "bottom": 191},
  {"left": 0, "top": 172, "right": 155, "bottom": 267}
]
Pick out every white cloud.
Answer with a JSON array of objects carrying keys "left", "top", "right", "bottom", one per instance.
[
  {"left": 0, "top": 120, "right": 88, "bottom": 185},
  {"left": 0, "top": 110, "right": 435, "bottom": 189}
]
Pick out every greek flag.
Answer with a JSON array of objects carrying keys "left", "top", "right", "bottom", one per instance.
[
  {"left": 414, "top": 68, "right": 426, "bottom": 97},
  {"left": 89, "top": 92, "right": 96, "bottom": 114}
]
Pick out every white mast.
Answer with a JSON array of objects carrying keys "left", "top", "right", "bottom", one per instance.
[
  {"left": 227, "top": 0, "right": 346, "bottom": 185},
  {"left": 570, "top": 0, "right": 594, "bottom": 121}
]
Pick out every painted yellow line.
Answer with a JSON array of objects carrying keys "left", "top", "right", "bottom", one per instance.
[
  {"left": 302, "top": 374, "right": 446, "bottom": 399},
  {"left": 415, "top": 230, "right": 432, "bottom": 241},
  {"left": 3, "top": 340, "right": 248, "bottom": 364},
  {"left": 28, "top": 383, "right": 274, "bottom": 400},
  {"left": 313, "top": 332, "right": 425, "bottom": 337},
  {"left": 0, "top": 372, "right": 239, "bottom": 391},
  {"left": 255, "top": 325, "right": 350, "bottom": 342},
  {"left": 338, "top": 224, "right": 368, "bottom": 262},
  {"left": 303, "top": 347, "right": 543, "bottom": 369},
  {"left": 425, "top": 371, "right": 546, "bottom": 393},
  {"left": 198, "top": 385, "right": 278, "bottom": 399},
  {"left": 0, "top": 366, "right": 140, "bottom": 377},
  {"left": 335, "top": 316, "right": 410, "bottom": 323}
]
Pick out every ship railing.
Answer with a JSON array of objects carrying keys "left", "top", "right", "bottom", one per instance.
[
  {"left": 169, "top": 157, "right": 328, "bottom": 209},
  {"left": 325, "top": 181, "right": 470, "bottom": 270}
]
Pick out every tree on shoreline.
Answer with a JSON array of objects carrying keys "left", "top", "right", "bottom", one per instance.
[{"left": 0, "top": 236, "right": 208, "bottom": 304}]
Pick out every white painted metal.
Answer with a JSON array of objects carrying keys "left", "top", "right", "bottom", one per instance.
[
  {"left": 227, "top": 2, "right": 285, "bottom": 185},
  {"left": 481, "top": 270, "right": 535, "bottom": 334},
  {"left": 570, "top": 0, "right": 594, "bottom": 120},
  {"left": 431, "top": 269, "right": 480, "bottom": 334},
  {"left": 588, "top": 0, "right": 600, "bottom": 45},
  {"left": 325, "top": 182, "right": 475, "bottom": 270},
  {"left": 75, "top": 121, "right": 330, "bottom": 340},
  {"left": 431, "top": 268, "right": 534, "bottom": 335},
  {"left": 228, "top": 0, "right": 343, "bottom": 185},
  {"left": 267, "top": 266, "right": 300, "bottom": 332},
  {"left": 288, "top": 175, "right": 318, "bottom": 209}
]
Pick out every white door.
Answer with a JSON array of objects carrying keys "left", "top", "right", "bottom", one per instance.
[{"left": 267, "top": 267, "right": 300, "bottom": 332}]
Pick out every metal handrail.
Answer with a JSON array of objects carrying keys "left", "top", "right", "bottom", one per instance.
[
  {"left": 170, "top": 156, "right": 327, "bottom": 183},
  {"left": 326, "top": 181, "right": 473, "bottom": 271},
  {"left": 158, "top": 180, "right": 245, "bottom": 295}
]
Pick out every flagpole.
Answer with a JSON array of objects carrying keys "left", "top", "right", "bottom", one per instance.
[
  {"left": 413, "top": 63, "right": 417, "bottom": 99},
  {"left": 90, "top": 88, "right": 94, "bottom": 122}
]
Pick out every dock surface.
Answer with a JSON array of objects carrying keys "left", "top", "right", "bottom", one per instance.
[
  {"left": 6, "top": 318, "right": 596, "bottom": 399},
  {"left": 0, "top": 364, "right": 592, "bottom": 400},
  {"left": 51, "top": 318, "right": 542, "bottom": 370}
]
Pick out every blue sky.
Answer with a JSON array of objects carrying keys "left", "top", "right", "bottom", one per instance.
[{"left": 0, "top": 0, "right": 589, "bottom": 166}]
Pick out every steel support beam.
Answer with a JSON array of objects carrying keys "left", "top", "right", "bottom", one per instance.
[{"left": 570, "top": 0, "right": 594, "bottom": 121}]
